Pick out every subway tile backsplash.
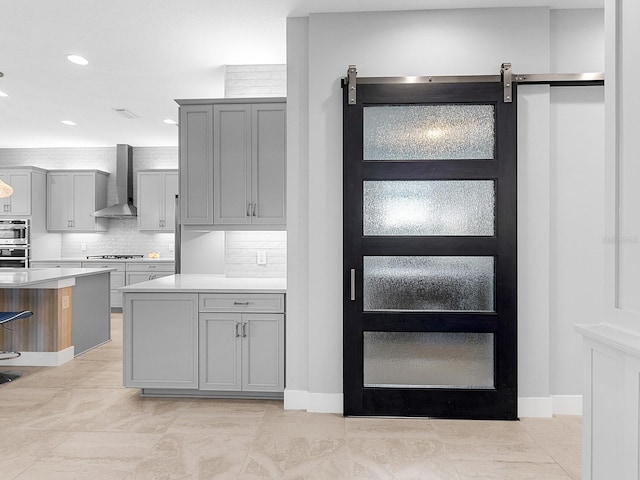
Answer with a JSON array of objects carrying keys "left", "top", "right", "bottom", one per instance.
[
  {"left": 225, "top": 231, "right": 287, "bottom": 278},
  {"left": 60, "top": 218, "right": 176, "bottom": 258}
]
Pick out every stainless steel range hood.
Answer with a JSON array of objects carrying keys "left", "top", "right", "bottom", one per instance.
[{"left": 92, "top": 144, "right": 137, "bottom": 217}]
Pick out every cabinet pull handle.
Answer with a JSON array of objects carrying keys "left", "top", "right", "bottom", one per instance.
[
  {"left": 242, "top": 322, "right": 247, "bottom": 337},
  {"left": 233, "top": 301, "right": 250, "bottom": 306},
  {"left": 252, "top": 203, "right": 257, "bottom": 217},
  {"left": 350, "top": 269, "right": 356, "bottom": 301},
  {"left": 235, "top": 322, "right": 240, "bottom": 337},
  {"left": 246, "top": 203, "right": 251, "bottom": 217}
]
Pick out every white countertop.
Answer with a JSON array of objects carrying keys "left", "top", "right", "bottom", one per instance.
[
  {"left": 35, "top": 257, "right": 175, "bottom": 263},
  {"left": 120, "top": 274, "right": 286, "bottom": 293},
  {"left": 0, "top": 267, "right": 114, "bottom": 288}
]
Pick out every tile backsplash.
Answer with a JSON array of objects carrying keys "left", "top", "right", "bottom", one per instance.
[
  {"left": 61, "top": 218, "right": 176, "bottom": 258},
  {"left": 225, "top": 231, "right": 287, "bottom": 278}
]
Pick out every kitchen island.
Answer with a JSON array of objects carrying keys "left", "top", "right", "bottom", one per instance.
[
  {"left": 0, "top": 268, "right": 112, "bottom": 365},
  {"left": 121, "top": 274, "right": 286, "bottom": 398}
]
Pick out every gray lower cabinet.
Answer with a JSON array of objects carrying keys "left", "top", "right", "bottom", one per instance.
[
  {"left": 199, "top": 313, "right": 284, "bottom": 392},
  {"left": 81, "top": 261, "right": 125, "bottom": 309},
  {"left": 123, "top": 291, "right": 285, "bottom": 395},
  {"left": 124, "top": 293, "right": 199, "bottom": 389}
]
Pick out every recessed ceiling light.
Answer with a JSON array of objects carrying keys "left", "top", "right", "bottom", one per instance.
[
  {"left": 67, "top": 54, "right": 89, "bottom": 66},
  {"left": 0, "top": 90, "right": 8, "bottom": 97},
  {"left": 61, "top": 120, "right": 77, "bottom": 126},
  {"left": 163, "top": 119, "right": 178, "bottom": 125}
]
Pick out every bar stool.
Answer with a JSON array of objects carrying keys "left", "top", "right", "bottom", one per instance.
[{"left": 0, "top": 311, "right": 33, "bottom": 384}]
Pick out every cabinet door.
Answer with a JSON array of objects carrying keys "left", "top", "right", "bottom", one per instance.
[
  {"left": 213, "top": 104, "right": 252, "bottom": 225},
  {"left": 47, "top": 173, "right": 72, "bottom": 230},
  {"left": 0, "top": 172, "right": 31, "bottom": 215},
  {"left": 124, "top": 293, "right": 199, "bottom": 389},
  {"left": 180, "top": 105, "right": 214, "bottom": 225},
  {"left": 126, "top": 272, "right": 154, "bottom": 285},
  {"left": 163, "top": 172, "right": 179, "bottom": 231},
  {"left": 0, "top": 173, "right": 8, "bottom": 212},
  {"left": 241, "top": 313, "right": 284, "bottom": 392},
  {"left": 252, "top": 104, "right": 286, "bottom": 225},
  {"left": 137, "top": 172, "right": 163, "bottom": 230},
  {"left": 199, "top": 313, "right": 242, "bottom": 391},
  {"left": 72, "top": 173, "right": 98, "bottom": 230}
]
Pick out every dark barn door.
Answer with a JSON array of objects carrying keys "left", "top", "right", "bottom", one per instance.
[{"left": 343, "top": 80, "right": 517, "bottom": 419}]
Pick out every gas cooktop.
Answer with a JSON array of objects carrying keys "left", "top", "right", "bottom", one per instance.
[{"left": 86, "top": 255, "right": 145, "bottom": 260}]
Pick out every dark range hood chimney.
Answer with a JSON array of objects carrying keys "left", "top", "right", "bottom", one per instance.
[{"left": 92, "top": 144, "right": 137, "bottom": 217}]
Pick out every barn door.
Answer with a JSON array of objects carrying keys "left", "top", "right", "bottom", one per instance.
[{"left": 343, "top": 75, "right": 517, "bottom": 419}]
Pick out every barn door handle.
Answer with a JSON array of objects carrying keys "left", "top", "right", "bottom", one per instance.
[{"left": 350, "top": 269, "right": 356, "bottom": 301}]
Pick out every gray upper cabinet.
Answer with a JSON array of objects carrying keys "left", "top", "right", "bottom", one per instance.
[
  {"left": 176, "top": 98, "right": 286, "bottom": 228},
  {"left": 47, "top": 170, "right": 109, "bottom": 232},
  {"left": 0, "top": 167, "right": 47, "bottom": 217},
  {"left": 137, "top": 170, "right": 179, "bottom": 231},
  {"left": 213, "top": 104, "right": 252, "bottom": 225},
  {"left": 179, "top": 104, "right": 214, "bottom": 225},
  {"left": 0, "top": 170, "right": 31, "bottom": 216},
  {"left": 214, "top": 103, "right": 286, "bottom": 226}
]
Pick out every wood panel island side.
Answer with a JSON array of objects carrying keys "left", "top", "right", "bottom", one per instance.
[
  {"left": 0, "top": 268, "right": 112, "bottom": 366},
  {"left": 121, "top": 274, "right": 286, "bottom": 399}
]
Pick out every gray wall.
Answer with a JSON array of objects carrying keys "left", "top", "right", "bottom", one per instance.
[{"left": 286, "top": 7, "right": 605, "bottom": 413}]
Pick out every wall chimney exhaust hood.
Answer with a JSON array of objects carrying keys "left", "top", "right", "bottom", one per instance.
[{"left": 92, "top": 144, "right": 137, "bottom": 217}]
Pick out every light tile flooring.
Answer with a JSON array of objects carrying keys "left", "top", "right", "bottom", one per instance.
[{"left": 0, "top": 314, "right": 581, "bottom": 479}]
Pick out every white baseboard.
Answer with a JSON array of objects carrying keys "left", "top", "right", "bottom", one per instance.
[
  {"left": 551, "top": 395, "right": 583, "bottom": 415},
  {"left": 518, "top": 395, "right": 583, "bottom": 417},
  {"left": 283, "top": 389, "right": 309, "bottom": 410},
  {"left": 0, "top": 347, "right": 74, "bottom": 367},
  {"left": 284, "top": 389, "right": 344, "bottom": 413},
  {"left": 519, "top": 396, "right": 554, "bottom": 417},
  {"left": 285, "top": 390, "right": 582, "bottom": 417}
]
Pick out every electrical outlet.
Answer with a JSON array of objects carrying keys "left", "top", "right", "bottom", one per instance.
[
  {"left": 81, "top": 243, "right": 87, "bottom": 251},
  {"left": 168, "top": 243, "right": 174, "bottom": 252},
  {"left": 257, "top": 250, "right": 267, "bottom": 265}
]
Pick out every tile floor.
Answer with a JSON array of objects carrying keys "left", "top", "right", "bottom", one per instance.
[{"left": 0, "top": 314, "right": 581, "bottom": 479}]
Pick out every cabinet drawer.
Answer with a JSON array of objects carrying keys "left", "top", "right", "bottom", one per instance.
[
  {"left": 199, "top": 293, "right": 284, "bottom": 313},
  {"left": 126, "top": 271, "right": 173, "bottom": 285},
  {"left": 82, "top": 261, "right": 126, "bottom": 272},
  {"left": 126, "top": 262, "right": 175, "bottom": 272},
  {"left": 31, "top": 261, "right": 83, "bottom": 268}
]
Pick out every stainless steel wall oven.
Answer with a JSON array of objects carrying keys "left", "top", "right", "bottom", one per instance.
[{"left": 0, "top": 219, "right": 30, "bottom": 268}]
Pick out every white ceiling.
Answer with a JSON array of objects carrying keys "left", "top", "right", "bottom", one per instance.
[{"left": 0, "top": 0, "right": 603, "bottom": 148}]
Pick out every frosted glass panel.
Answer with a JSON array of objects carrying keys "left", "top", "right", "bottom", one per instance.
[
  {"left": 364, "top": 331, "right": 494, "bottom": 388},
  {"left": 363, "top": 180, "right": 495, "bottom": 236},
  {"left": 364, "top": 256, "right": 494, "bottom": 312},
  {"left": 364, "top": 105, "right": 495, "bottom": 160}
]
